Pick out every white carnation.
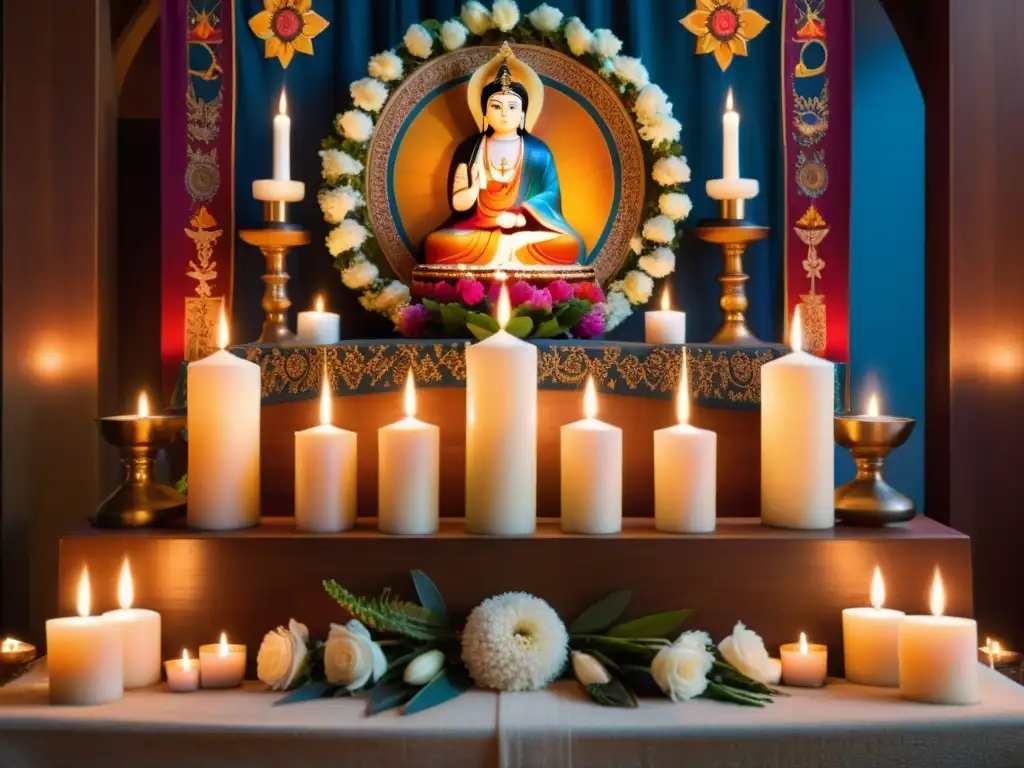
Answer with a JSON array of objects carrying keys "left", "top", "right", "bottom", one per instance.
[
  {"left": 639, "top": 246, "right": 676, "bottom": 279},
  {"left": 612, "top": 55, "right": 649, "bottom": 87},
  {"left": 368, "top": 50, "right": 403, "bottom": 82},
  {"left": 374, "top": 280, "right": 412, "bottom": 311},
  {"left": 491, "top": 0, "right": 520, "bottom": 32},
  {"left": 643, "top": 214, "right": 676, "bottom": 244},
  {"left": 327, "top": 219, "right": 368, "bottom": 256},
  {"left": 404, "top": 23, "right": 433, "bottom": 59},
  {"left": 341, "top": 255, "right": 378, "bottom": 289},
  {"left": 603, "top": 289, "right": 632, "bottom": 331},
  {"left": 350, "top": 78, "right": 388, "bottom": 113},
  {"left": 564, "top": 17, "right": 593, "bottom": 56},
  {"left": 527, "top": 3, "right": 562, "bottom": 32},
  {"left": 652, "top": 155, "right": 691, "bottom": 186},
  {"left": 318, "top": 186, "right": 364, "bottom": 225},
  {"left": 337, "top": 110, "right": 374, "bottom": 143},
  {"left": 639, "top": 113, "right": 682, "bottom": 148},
  {"left": 439, "top": 19, "right": 469, "bottom": 51},
  {"left": 634, "top": 84, "right": 672, "bottom": 122},
  {"left": 319, "top": 148, "right": 363, "bottom": 181},
  {"left": 461, "top": 1, "right": 492, "bottom": 35},
  {"left": 659, "top": 192, "right": 692, "bottom": 221},
  {"left": 592, "top": 28, "right": 622, "bottom": 59},
  {"left": 622, "top": 269, "right": 654, "bottom": 305}
]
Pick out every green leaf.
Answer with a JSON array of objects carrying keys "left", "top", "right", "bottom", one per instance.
[
  {"left": 583, "top": 678, "right": 637, "bottom": 708},
  {"left": 322, "top": 580, "right": 447, "bottom": 642},
  {"left": 421, "top": 18, "right": 441, "bottom": 32},
  {"left": 466, "top": 311, "right": 498, "bottom": 332},
  {"left": 440, "top": 302, "right": 468, "bottom": 332},
  {"left": 273, "top": 681, "right": 332, "bottom": 706},
  {"left": 404, "top": 666, "right": 472, "bottom": 716},
  {"left": 410, "top": 570, "right": 448, "bottom": 628},
  {"left": 555, "top": 299, "right": 589, "bottom": 329},
  {"left": 467, "top": 323, "right": 495, "bottom": 341},
  {"left": 618, "top": 664, "right": 663, "bottom": 698},
  {"left": 606, "top": 610, "right": 692, "bottom": 639},
  {"left": 504, "top": 316, "right": 533, "bottom": 338},
  {"left": 364, "top": 679, "right": 416, "bottom": 716},
  {"left": 531, "top": 318, "right": 565, "bottom": 339},
  {"left": 421, "top": 298, "right": 441, "bottom": 314},
  {"left": 569, "top": 590, "right": 633, "bottom": 635},
  {"left": 702, "top": 681, "right": 769, "bottom": 708}
]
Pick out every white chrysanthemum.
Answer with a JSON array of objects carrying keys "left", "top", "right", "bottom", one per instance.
[
  {"left": 491, "top": 0, "right": 520, "bottom": 32},
  {"left": 622, "top": 270, "right": 654, "bottom": 304},
  {"left": 461, "top": 1, "right": 492, "bottom": 35},
  {"left": 643, "top": 214, "right": 676, "bottom": 244},
  {"left": 612, "top": 55, "right": 649, "bottom": 88},
  {"left": 461, "top": 592, "right": 568, "bottom": 692},
  {"left": 659, "top": 192, "right": 692, "bottom": 221},
  {"left": 634, "top": 84, "right": 672, "bottom": 122},
  {"left": 319, "top": 186, "right": 364, "bottom": 224},
  {"left": 319, "top": 148, "right": 363, "bottom": 181},
  {"left": 652, "top": 155, "right": 691, "bottom": 186},
  {"left": 639, "top": 113, "right": 682, "bottom": 148},
  {"left": 603, "top": 288, "right": 632, "bottom": 331},
  {"left": 327, "top": 219, "right": 368, "bottom": 256},
  {"left": 527, "top": 3, "right": 562, "bottom": 32},
  {"left": 350, "top": 78, "right": 388, "bottom": 113},
  {"left": 639, "top": 246, "right": 676, "bottom": 278},
  {"left": 592, "top": 28, "right": 622, "bottom": 59},
  {"left": 337, "top": 110, "right": 374, "bottom": 143},
  {"left": 564, "top": 17, "right": 593, "bottom": 56},
  {"left": 629, "top": 235, "right": 643, "bottom": 255},
  {"left": 341, "top": 255, "right": 378, "bottom": 290},
  {"left": 404, "top": 23, "right": 433, "bottom": 59},
  {"left": 368, "top": 50, "right": 403, "bottom": 82},
  {"left": 375, "top": 280, "right": 411, "bottom": 310},
  {"left": 440, "top": 19, "right": 469, "bottom": 51}
]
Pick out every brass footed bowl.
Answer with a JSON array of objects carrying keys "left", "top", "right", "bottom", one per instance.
[{"left": 834, "top": 415, "right": 917, "bottom": 527}]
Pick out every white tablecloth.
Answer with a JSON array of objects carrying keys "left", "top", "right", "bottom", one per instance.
[{"left": 1, "top": 664, "right": 1022, "bottom": 767}]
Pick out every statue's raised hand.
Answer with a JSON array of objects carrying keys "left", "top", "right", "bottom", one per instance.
[{"left": 497, "top": 211, "right": 519, "bottom": 229}]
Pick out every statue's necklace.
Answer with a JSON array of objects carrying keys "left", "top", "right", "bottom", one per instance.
[{"left": 487, "top": 138, "right": 523, "bottom": 190}]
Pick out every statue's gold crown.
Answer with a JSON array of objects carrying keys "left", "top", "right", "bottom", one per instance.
[{"left": 494, "top": 41, "right": 515, "bottom": 95}]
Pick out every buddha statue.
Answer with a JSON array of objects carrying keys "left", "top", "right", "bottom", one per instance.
[{"left": 422, "top": 43, "right": 587, "bottom": 271}]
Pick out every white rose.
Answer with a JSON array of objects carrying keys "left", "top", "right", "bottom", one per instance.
[
  {"left": 571, "top": 651, "right": 611, "bottom": 686},
  {"left": 350, "top": 78, "right": 388, "bottom": 113},
  {"left": 564, "top": 17, "right": 593, "bottom": 57},
  {"left": 592, "top": 29, "right": 622, "bottom": 59},
  {"left": 640, "top": 113, "right": 682, "bottom": 148},
  {"left": 629, "top": 235, "right": 643, "bottom": 255},
  {"left": 642, "top": 214, "right": 676, "bottom": 245},
  {"left": 675, "top": 630, "right": 713, "bottom": 651},
  {"left": 368, "top": 50, "right": 403, "bottom": 82},
  {"left": 256, "top": 618, "right": 309, "bottom": 691},
  {"left": 652, "top": 155, "right": 691, "bottom": 187},
  {"left": 491, "top": 0, "right": 520, "bottom": 32},
  {"left": 633, "top": 84, "right": 672, "bottom": 122},
  {"left": 404, "top": 23, "right": 433, "bottom": 59},
  {"left": 639, "top": 246, "right": 675, "bottom": 279},
  {"left": 612, "top": 55, "right": 649, "bottom": 88},
  {"left": 337, "top": 110, "right": 374, "bottom": 143},
  {"left": 461, "top": 1, "right": 492, "bottom": 35},
  {"left": 719, "top": 621, "right": 778, "bottom": 685},
  {"left": 319, "top": 186, "right": 364, "bottom": 224},
  {"left": 527, "top": 3, "right": 562, "bottom": 32},
  {"left": 327, "top": 219, "right": 368, "bottom": 256},
  {"left": 341, "top": 255, "right": 378, "bottom": 289},
  {"left": 659, "top": 192, "right": 692, "bottom": 221},
  {"left": 439, "top": 19, "right": 468, "bottom": 51},
  {"left": 622, "top": 270, "right": 654, "bottom": 305},
  {"left": 651, "top": 641, "right": 713, "bottom": 702},
  {"left": 403, "top": 649, "right": 445, "bottom": 686},
  {"left": 603, "top": 288, "right": 631, "bottom": 331},
  {"left": 324, "top": 620, "right": 387, "bottom": 691},
  {"left": 319, "top": 148, "right": 363, "bottom": 181},
  {"left": 375, "top": 279, "right": 412, "bottom": 310}
]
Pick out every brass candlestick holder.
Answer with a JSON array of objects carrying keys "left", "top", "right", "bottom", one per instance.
[
  {"left": 694, "top": 198, "right": 770, "bottom": 346},
  {"left": 94, "top": 415, "right": 188, "bottom": 528},
  {"left": 833, "top": 414, "right": 917, "bottom": 526}
]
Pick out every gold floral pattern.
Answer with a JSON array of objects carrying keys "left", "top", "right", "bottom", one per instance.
[
  {"left": 248, "top": 0, "right": 329, "bottom": 69},
  {"left": 681, "top": 0, "right": 771, "bottom": 72}
]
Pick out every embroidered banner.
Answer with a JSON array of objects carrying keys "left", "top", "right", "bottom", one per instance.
[
  {"left": 160, "top": 0, "right": 235, "bottom": 398},
  {"left": 783, "top": 0, "right": 851, "bottom": 361}
]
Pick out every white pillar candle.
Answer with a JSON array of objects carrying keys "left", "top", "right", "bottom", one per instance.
[
  {"left": 781, "top": 632, "right": 828, "bottom": 688},
  {"left": 645, "top": 287, "right": 687, "bottom": 344},
  {"left": 723, "top": 88, "right": 740, "bottom": 180},
  {"left": 655, "top": 353, "right": 717, "bottom": 533},
  {"left": 164, "top": 649, "right": 199, "bottom": 692},
  {"left": 46, "top": 568, "right": 123, "bottom": 706},
  {"left": 899, "top": 569, "right": 979, "bottom": 705},
  {"left": 187, "top": 310, "right": 261, "bottom": 530},
  {"left": 273, "top": 89, "right": 290, "bottom": 181},
  {"left": 199, "top": 633, "right": 247, "bottom": 689},
  {"left": 466, "top": 284, "right": 538, "bottom": 535},
  {"left": 101, "top": 558, "right": 161, "bottom": 689},
  {"left": 761, "top": 306, "right": 834, "bottom": 529},
  {"left": 296, "top": 294, "right": 341, "bottom": 345},
  {"left": 842, "top": 566, "right": 905, "bottom": 687},
  {"left": 560, "top": 378, "right": 622, "bottom": 534},
  {"left": 379, "top": 372, "right": 440, "bottom": 535},
  {"left": 295, "top": 371, "right": 357, "bottom": 532}
]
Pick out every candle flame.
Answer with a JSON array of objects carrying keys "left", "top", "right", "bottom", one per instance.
[
  {"left": 660, "top": 285, "right": 671, "bottom": 311},
  {"left": 867, "top": 393, "right": 880, "bottom": 417},
  {"left": 118, "top": 557, "right": 134, "bottom": 610},
  {"left": 219, "top": 632, "right": 229, "bottom": 657},
  {"left": 218, "top": 305, "right": 229, "bottom": 350},
  {"left": 726, "top": 88, "right": 734, "bottom": 112},
  {"left": 315, "top": 293, "right": 325, "bottom": 313},
  {"left": 870, "top": 565, "right": 885, "bottom": 610},
  {"left": 137, "top": 391, "right": 150, "bottom": 419},
  {"left": 279, "top": 89, "right": 288, "bottom": 115},
  {"left": 993, "top": 640, "right": 1003, "bottom": 656},
  {"left": 1, "top": 638, "right": 17, "bottom": 653},
  {"left": 77, "top": 566, "right": 91, "bottom": 618},
  {"left": 182, "top": 648, "right": 193, "bottom": 670},
  {"left": 583, "top": 377, "right": 598, "bottom": 420},
  {"left": 497, "top": 282, "right": 512, "bottom": 330},
  {"left": 319, "top": 365, "right": 332, "bottom": 427},
  {"left": 930, "top": 568, "right": 945, "bottom": 617},
  {"left": 799, "top": 632, "right": 808, "bottom": 655},
  {"left": 404, "top": 369, "right": 417, "bottom": 419},
  {"left": 676, "top": 351, "right": 690, "bottom": 426},
  {"left": 790, "top": 305, "right": 803, "bottom": 353}
]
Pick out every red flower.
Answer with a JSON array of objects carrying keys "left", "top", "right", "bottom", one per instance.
[
  {"left": 574, "top": 281, "right": 605, "bottom": 304},
  {"left": 433, "top": 281, "right": 458, "bottom": 303},
  {"left": 456, "top": 278, "right": 485, "bottom": 306}
]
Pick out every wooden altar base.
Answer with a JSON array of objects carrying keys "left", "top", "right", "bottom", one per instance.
[{"left": 58, "top": 516, "right": 971, "bottom": 677}]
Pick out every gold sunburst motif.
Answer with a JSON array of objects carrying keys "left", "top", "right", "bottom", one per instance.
[
  {"left": 680, "top": 0, "right": 770, "bottom": 72},
  {"left": 248, "top": 0, "right": 329, "bottom": 69}
]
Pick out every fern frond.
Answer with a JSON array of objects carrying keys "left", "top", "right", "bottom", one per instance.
[{"left": 323, "top": 580, "right": 446, "bottom": 642}]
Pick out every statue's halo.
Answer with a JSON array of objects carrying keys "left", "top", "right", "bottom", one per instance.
[{"left": 467, "top": 43, "right": 545, "bottom": 133}]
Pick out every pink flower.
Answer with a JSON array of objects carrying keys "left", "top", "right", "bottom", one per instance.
[
  {"left": 547, "top": 279, "right": 574, "bottom": 303},
  {"left": 575, "top": 307, "right": 606, "bottom": 339},
  {"left": 456, "top": 278, "right": 485, "bottom": 306},
  {"left": 411, "top": 280, "right": 434, "bottom": 299},
  {"left": 433, "top": 281, "right": 458, "bottom": 303},
  {"left": 509, "top": 280, "right": 537, "bottom": 307},
  {"left": 574, "top": 281, "right": 605, "bottom": 304},
  {"left": 486, "top": 280, "right": 503, "bottom": 304},
  {"left": 398, "top": 304, "right": 431, "bottom": 337},
  {"left": 530, "top": 288, "right": 553, "bottom": 312}
]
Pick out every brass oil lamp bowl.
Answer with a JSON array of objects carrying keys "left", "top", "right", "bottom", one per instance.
[
  {"left": 0, "top": 637, "right": 37, "bottom": 684},
  {"left": 834, "top": 399, "right": 916, "bottom": 526}
]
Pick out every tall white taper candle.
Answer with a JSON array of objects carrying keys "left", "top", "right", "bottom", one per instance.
[
  {"left": 273, "top": 89, "right": 290, "bottom": 181},
  {"left": 723, "top": 88, "right": 740, "bottom": 180}
]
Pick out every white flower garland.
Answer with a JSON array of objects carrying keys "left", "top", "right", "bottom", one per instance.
[{"left": 319, "top": 1, "right": 691, "bottom": 331}]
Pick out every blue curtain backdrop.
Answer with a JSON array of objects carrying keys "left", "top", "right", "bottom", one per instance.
[{"left": 234, "top": 0, "right": 784, "bottom": 343}]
